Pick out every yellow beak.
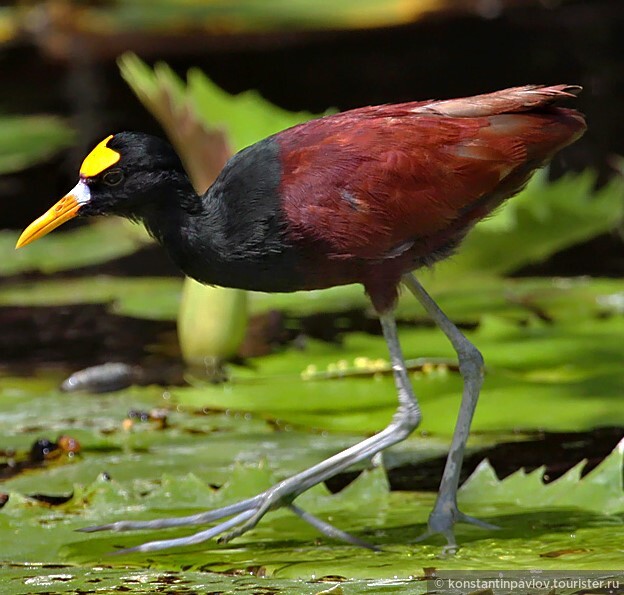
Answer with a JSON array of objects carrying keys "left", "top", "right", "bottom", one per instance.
[{"left": 15, "top": 182, "right": 90, "bottom": 249}]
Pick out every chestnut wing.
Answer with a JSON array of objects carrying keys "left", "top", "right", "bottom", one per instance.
[{"left": 277, "top": 111, "right": 552, "bottom": 260}]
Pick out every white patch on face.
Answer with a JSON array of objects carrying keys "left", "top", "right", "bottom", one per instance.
[{"left": 70, "top": 180, "right": 92, "bottom": 205}]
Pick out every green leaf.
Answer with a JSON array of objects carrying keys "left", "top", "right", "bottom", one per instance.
[
  {"left": 0, "top": 115, "right": 73, "bottom": 174},
  {"left": 2, "top": 274, "right": 622, "bottom": 323},
  {"left": 4, "top": 441, "right": 623, "bottom": 577},
  {"left": 435, "top": 169, "right": 624, "bottom": 277},
  {"left": 172, "top": 312, "right": 624, "bottom": 435},
  {"left": 460, "top": 438, "right": 624, "bottom": 514},
  {"left": 0, "top": 220, "right": 152, "bottom": 276},
  {"left": 119, "top": 53, "right": 330, "bottom": 156},
  {"left": 2, "top": 355, "right": 623, "bottom": 579},
  {"left": 185, "top": 67, "right": 334, "bottom": 152},
  {"left": 0, "top": 275, "right": 181, "bottom": 318},
  {"left": 119, "top": 54, "right": 232, "bottom": 192}
]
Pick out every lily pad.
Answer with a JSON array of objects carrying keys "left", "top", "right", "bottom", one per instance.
[
  {"left": 1, "top": 275, "right": 623, "bottom": 324},
  {"left": 460, "top": 438, "right": 624, "bottom": 514},
  {"left": 2, "top": 442, "right": 623, "bottom": 581},
  {"left": 0, "top": 275, "right": 181, "bottom": 319},
  {"left": 1, "top": 220, "right": 151, "bottom": 276},
  {"left": 173, "top": 312, "right": 624, "bottom": 435}
]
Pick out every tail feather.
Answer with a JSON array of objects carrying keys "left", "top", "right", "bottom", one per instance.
[{"left": 417, "top": 84, "right": 583, "bottom": 118}]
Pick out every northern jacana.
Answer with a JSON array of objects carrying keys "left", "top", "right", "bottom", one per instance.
[{"left": 17, "top": 84, "right": 586, "bottom": 554}]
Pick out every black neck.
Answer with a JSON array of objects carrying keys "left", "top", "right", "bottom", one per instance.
[
  {"left": 139, "top": 180, "right": 216, "bottom": 274},
  {"left": 137, "top": 139, "right": 304, "bottom": 292}
]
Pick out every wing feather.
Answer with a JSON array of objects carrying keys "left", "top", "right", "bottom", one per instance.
[{"left": 277, "top": 87, "right": 584, "bottom": 260}]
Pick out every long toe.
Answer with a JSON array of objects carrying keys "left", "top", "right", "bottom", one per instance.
[
  {"left": 80, "top": 489, "right": 378, "bottom": 554},
  {"left": 457, "top": 511, "right": 501, "bottom": 531},
  {"left": 413, "top": 507, "right": 499, "bottom": 551},
  {"left": 289, "top": 504, "right": 381, "bottom": 551},
  {"left": 77, "top": 496, "right": 262, "bottom": 533},
  {"left": 110, "top": 509, "right": 257, "bottom": 555},
  {"left": 217, "top": 501, "right": 378, "bottom": 550}
]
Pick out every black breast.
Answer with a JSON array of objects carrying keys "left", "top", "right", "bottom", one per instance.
[{"left": 179, "top": 137, "right": 307, "bottom": 292}]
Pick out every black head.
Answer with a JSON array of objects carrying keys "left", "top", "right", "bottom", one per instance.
[
  {"left": 16, "top": 132, "right": 194, "bottom": 248},
  {"left": 81, "top": 132, "right": 188, "bottom": 216}
]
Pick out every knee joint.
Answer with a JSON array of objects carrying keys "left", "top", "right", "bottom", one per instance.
[
  {"left": 393, "top": 403, "right": 421, "bottom": 438},
  {"left": 457, "top": 339, "right": 484, "bottom": 377}
]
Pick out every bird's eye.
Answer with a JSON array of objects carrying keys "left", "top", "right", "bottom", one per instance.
[{"left": 103, "top": 169, "right": 123, "bottom": 186}]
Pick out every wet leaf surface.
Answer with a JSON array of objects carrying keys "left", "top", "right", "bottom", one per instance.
[{"left": 1, "top": 354, "right": 623, "bottom": 590}]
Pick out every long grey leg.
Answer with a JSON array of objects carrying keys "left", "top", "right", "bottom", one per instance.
[
  {"left": 402, "top": 273, "right": 498, "bottom": 550},
  {"left": 82, "top": 312, "right": 422, "bottom": 553},
  {"left": 213, "top": 312, "right": 421, "bottom": 543}
]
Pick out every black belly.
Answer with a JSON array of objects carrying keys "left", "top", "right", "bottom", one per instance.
[{"left": 174, "top": 243, "right": 308, "bottom": 293}]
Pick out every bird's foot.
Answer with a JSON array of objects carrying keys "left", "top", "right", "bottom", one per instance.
[
  {"left": 414, "top": 502, "right": 500, "bottom": 554},
  {"left": 79, "top": 483, "right": 378, "bottom": 555}
]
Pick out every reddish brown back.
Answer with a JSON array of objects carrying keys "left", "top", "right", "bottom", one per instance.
[{"left": 277, "top": 85, "right": 585, "bottom": 262}]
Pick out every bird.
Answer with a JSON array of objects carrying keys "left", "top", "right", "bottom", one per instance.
[{"left": 16, "top": 84, "right": 586, "bottom": 554}]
